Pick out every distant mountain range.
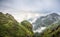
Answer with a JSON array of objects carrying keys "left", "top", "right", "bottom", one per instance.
[
  {"left": 0, "top": 12, "right": 60, "bottom": 37},
  {"left": 33, "top": 13, "right": 60, "bottom": 30}
]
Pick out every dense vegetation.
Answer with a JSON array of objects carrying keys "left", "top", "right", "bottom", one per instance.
[
  {"left": 0, "top": 12, "right": 33, "bottom": 37},
  {"left": 0, "top": 12, "right": 60, "bottom": 37}
]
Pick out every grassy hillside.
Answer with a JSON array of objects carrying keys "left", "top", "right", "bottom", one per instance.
[{"left": 0, "top": 12, "right": 33, "bottom": 37}]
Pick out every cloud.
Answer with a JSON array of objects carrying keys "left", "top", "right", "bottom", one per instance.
[
  {"left": 0, "top": 0, "right": 60, "bottom": 22},
  {"left": 0, "top": 0, "right": 60, "bottom": 12}
]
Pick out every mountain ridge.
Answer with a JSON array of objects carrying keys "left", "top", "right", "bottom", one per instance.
[
  {"left": 0, "top": 12, "right": 33, "bottom": 37},
  {"left": 33, "top": 13, "right": 60, "bottom": 30}
]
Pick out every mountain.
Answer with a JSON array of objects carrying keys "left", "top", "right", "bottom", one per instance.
[
  {"left": 0, "top": 12, "right": 19, "bottom": 37},
  {"left": 40, "top": 20, "right": 60, "bottom": 37},
  {"left": 1, "top": 12, "right": 60, "bottom": 37},
  {"left": 33, "top": 13, "right": 60, "bottom": 30},
  {"left": 33, "top": 20, "right": 60, "bottom": 37},
  {"left": 21, "top": 20, "right": 33, "bottom": 31},
  {"left": 0, "top": 12, "right": 33, "bottom": 37},
  {"left": 21, "top": 20, "right": 33, "bottom": 37}
]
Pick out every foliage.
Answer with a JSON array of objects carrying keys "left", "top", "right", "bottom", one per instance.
[{"left": 0, "top": 12, "right": 33, "bottom": 37}]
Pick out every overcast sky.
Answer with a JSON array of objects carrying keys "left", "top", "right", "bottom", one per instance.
[{"left": 0, "top": 0, "right": 60, "bottom": 22}]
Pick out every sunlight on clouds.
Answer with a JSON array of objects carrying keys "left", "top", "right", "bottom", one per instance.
[
  {"left": 2, "top": 10, "right": 47, "bottom": 22},
  {"left": 13, "top": 12, "right": 41, "bottom": 22},
  {"left": 0, "top": 0, "right": 60, "bottom": 22}
]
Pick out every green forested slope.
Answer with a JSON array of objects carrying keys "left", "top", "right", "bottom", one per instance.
[{"left": 0, "top": 12, "right": 33, "bottom": 37}]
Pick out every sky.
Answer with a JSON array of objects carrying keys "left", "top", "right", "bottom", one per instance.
[{"left": 0, "top": 0, "right": 60, "bottom": 22}]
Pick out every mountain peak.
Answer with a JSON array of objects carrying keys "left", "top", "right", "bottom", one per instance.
[
  {"left": 48, "top": 13, "right": 59, "bottom": 17},
  {"left": 33, "top": 13, "right": 60, "bottom": 31}
]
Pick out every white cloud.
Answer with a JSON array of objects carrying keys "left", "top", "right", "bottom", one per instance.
[
  {"left": 12, "top": 12, "right": 42, "bottom": 22},
  {"left": 1, "top": 10, "right": 40, "bottom": 22},
  {"left": 33, "top": 27, "right": 46, "bottom": 33},
  {"left": 0, "top": 0, "right": 60, "bottom": 22},
  {"left": 0, "top": 0, "right": 60, "bottom": 12}
]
